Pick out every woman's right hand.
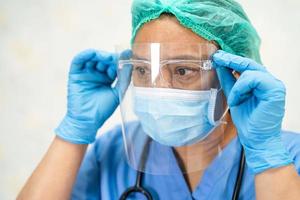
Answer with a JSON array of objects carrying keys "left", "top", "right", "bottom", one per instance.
[
  {"left": 55, "top": 49, "right": 120, "bottom": 144},
  {"left": 17, "top": 49, "right": 120, "bottom": 199}
]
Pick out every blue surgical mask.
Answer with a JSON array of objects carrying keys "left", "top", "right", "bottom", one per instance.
[{"left": 133, "top": 87, "right": 221, "bottom": 147}]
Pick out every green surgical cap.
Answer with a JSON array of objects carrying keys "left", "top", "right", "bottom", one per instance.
[{"left": 131, "top": 0, "right": 262, "bottom": 63}]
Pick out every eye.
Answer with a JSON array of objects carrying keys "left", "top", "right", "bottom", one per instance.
[
  {"left": 176, "top": 66, "right": 197, "bottom": 76},
  {"left": 177, "top": 68, "right": 186, "bottom": 75},
  {"left": 135, "top": 66, "right": 147, "bottom": 75}
]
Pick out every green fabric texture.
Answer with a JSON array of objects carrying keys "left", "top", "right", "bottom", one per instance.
[{"left": 131, "top": 0, "right": 262, "bottom": 63}]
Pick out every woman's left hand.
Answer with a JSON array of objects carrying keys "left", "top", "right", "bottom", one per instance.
[{"left": 212, "top": 50, "right": 293, "bottom": 174}]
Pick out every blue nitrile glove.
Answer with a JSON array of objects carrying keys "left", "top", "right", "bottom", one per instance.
[
  {"left": 212, "top": 50, "right": 293, "bottom": 174},
  {"left": 55, "top": 49, "right": 132, "bottom": 144}
]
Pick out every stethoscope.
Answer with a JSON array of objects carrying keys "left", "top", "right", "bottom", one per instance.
[{"left": 120, "top": 139, "right": 246, "bottom": 200}]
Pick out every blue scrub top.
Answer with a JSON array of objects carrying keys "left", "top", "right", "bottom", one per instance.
[{"left": 71, "top": 125, "right": 300, "bottom": 200}]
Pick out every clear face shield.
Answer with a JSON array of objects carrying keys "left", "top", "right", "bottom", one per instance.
[{"left": 116, "top": 43, "right": 228, "bottom": 175}]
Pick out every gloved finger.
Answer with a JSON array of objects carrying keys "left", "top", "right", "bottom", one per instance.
[
  {"left": 93, "top": 50, "right": 116, "bottom": 64},
  {"left": 212, "top": 50, "right": 266, "bottom": 73},
  {"left": 112, "top": 49, "right": 133, "bottom": 97},
  {"left": 70, "top": 49, "right": 97, "bottom": 73},
  {"left": 214, "top": 64, "right": 236, "bottom": 99},
  {"left": 118, "top": 49, "right": 133, "bottom": 60},
  {"left": 227, "top": 71, "right": 259, "bottom": 106},
  {"left": 95, "top": 61, "right": 107, "bottom": 72},
  {"left": 85, "top": 61, "right": 97, "bottom": 72},
  {"left": 106, "top": 53, "right": 119, "bottom": 80},
  {"left": 227, "top": 70, "right": 280, "bottom": 107},
  {"left": 114, "top": 63, "right": 133, "bottom": 98},
  {"left": 107, "top": 62, "right": 117, "bottom": 81},
  {"left": 94, "top": 51, "right": 118, "bottom": 73}
]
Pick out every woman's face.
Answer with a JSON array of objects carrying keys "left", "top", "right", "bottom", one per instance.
[{"left": 132, "top": 14, "right": 219, "bottom": 90}]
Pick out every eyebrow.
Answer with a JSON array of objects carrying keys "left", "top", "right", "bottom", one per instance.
[{"left": 132, "top": 54, "right": 210, "bottom": 60}]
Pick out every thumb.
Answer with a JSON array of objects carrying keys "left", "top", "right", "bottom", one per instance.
[
  {"left": 214, "top": 64, "right": 236, "bottom": 100},
  {"left": 113, "top": 49, "right": 133, "bottom": 99},
  {"left": 114, "top": 63, "right": 133, "bottom": 99}
]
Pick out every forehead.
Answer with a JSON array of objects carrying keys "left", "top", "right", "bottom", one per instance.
[
  {"left": 132, "top": 43, "right": 215, "bottom": 60},
  {"left": 133, "top": 15, "right": 218, "bottom": 60}
]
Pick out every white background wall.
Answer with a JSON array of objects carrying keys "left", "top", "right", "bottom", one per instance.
[{"left": 0, "top": 0, "right": 299, "bottom": 199}]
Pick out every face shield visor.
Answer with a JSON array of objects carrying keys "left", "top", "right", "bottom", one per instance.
[{"left": 116, "top": 43, "right": 229, "bottom": 175}]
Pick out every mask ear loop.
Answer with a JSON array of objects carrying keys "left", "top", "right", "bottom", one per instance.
[
  {"left": 207, "top": 88, "right": 230, "bottom": 125},
  {"left": 207, "top": 88, "right": 218, "bottom": 125},
  {"left": 207, "top": 87, "right": 230, "bottom": 157}
]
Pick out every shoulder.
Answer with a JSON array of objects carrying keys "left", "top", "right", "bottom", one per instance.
[{"left": 281, "top": 130, "right": 300, "bottom": 174}]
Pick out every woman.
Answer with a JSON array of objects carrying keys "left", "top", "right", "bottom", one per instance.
[{"left": 18, "top": 0, "right": 300, "bottom": 199}]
